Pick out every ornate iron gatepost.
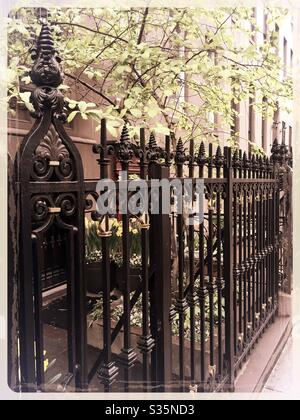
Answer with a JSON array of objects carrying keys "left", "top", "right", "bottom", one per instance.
[
  {"left": 271, "top": 138, "right": 293, "bottom": 294},
  {"left": 15, "top": 23, "right": 87, "bottom": 391}
]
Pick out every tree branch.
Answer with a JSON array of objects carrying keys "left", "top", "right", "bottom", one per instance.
[
  {"left": 64, "top": 72, "right": 117, "bottom": 107},
  {"left": 51, "top": 21, "right": 128, "bottom": 43}
]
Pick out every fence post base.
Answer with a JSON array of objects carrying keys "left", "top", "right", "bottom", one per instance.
[{"left": 148, "top": 162, "right": 172, "bottom": 392}]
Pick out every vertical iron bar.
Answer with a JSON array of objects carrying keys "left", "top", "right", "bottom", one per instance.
[
  {"left": 266, "top": 166, "right": 271, "bottom": 314},
  {"left": 255, "top": 157, "right": 260, "bottom": 321},
  {"left": 215, "top": 147, "right": 223, "bottom": 379},
  {"left": 137, "top": 128, "right": 154, "bottom": 392},
  {"left": 175, "top": 140, "right": 187, "bottom": 392},
  {"left": 66, "top": 228, "right": 77, "bottom": 379},
  {"left": 98, "top": 119, "right": 118, "bottom": 391},
  {"left": 251, "top": 157, "right": 256, "bottom": 329},
  {"left": 188, "top": 139, "right": 196, "bottom": 386},
  {"left": 121, "top": 167, "right": 134, "bottom": 391},
  {"left": 32, "top": 233, "right": 45, "bottom": 390},
  {"left": 275, "top": 177, "right": 280, "bottom": 308},
  {"left": 238, "top": 151, "right": 243, "bottom": 341},
  {"left": 197, "top": 143, "right": 206, "bottom": 390},
  {"left": 247, "top": 158, "right": 252, "bottom": 335},
  {"left": 243, "top": 155, "right": 247, "bottom": 340},
  {"left": 259, "top": 160, "right": 263, "bottom": 321},
  {"left": 149, "top": 162, "right": 172, "bottom": 392},
  {"left": 224, "top": 147, "right": 235, "bottom": 391},
  {"left": 207, "top": 144, "right": 215, "bottom": 381},
  {"left": 262, "top": 160, "right": 266, "bottom": 319},
  {"left": 233, "top": 154, "right": 238, "bottom": 356}
]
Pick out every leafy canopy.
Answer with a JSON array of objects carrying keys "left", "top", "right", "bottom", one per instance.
[{"left": 7, "top": 7, "right": 292, "bottom": 144}]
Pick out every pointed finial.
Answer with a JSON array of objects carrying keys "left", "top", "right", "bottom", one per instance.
[
  {"left": 196, "top": 141, "right": 206, "bottom": 166},
  {"left": 232, "top": 148, "right": 239, "bottom": 168},
  {"left": 116, "top": 123, "right": 133, "bottom": 163},
  {"left": 175, "top": 138, "right": 187, "bottom": 165},
  {"left": 149, "top": 131, "right": 157, "bottom": 149},
  {"left": 257, "top": 155, "right": 263, "bottom": 170},
  {"left": 216, "top": 145, "right": 222, "bottom": 159},
  {"left": 36, "top": 23, "right": 55, "bottom": 56},
  {"left": 199, "top": 141, "right": 206, "bottom": 158},
  {"left": 215, "top": 145, "right": 223, "bottom": 167},
  {"left": 271, "top": 138, "right": 279, "bottom": 153},
  {"left": 176, "top": 138, "right": 184, "bottom": 153},
  {"left": 120, "top": 123, "right": 130, "bottom": 143},
  {"left": 30, "top": 22, "right": 63, "bottom": 87}
]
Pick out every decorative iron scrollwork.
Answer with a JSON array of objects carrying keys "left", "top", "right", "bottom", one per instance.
[
  {"left": 36, "top": 125, "right": 69, "bottom": 160},
  {"left": 110, "top": 123, "right": 134, "bottom": 165},
  {"left": 31, "top": 87, "right": 65, "bottom": 120},
  {"left": 31, "top": 193, "right": 76, "bottom": 225},
  {"left": 214, "top": 145, "right": 224, "bottom": 168},
  {"left": 29, "top": 23, "right": 66, "bottom": 120},
  {"left": 146, "top": 132, "right": 162, "bottom": 162},
  {"left": 30, "top": 24, "right": 63, "bottom": 87},
  {"left": 32, "top": 125, "right": 74, "bottom": 181},
  {"left": 18, "top": 20, "right": 87, "bottom": 393},
  {"left": 175, "top": 138, "right": 188, "bottom": 165},
  {"left": 195, "top": 142, "right": 206, "bottom": 170},
  {"left": 56, "top": 193, "right": 76, "bottom": 218},
  {"left": 31, "top": 195, "right": 52, "bottom": 223}
]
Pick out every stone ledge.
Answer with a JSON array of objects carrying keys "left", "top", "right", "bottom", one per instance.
[{"left": 235, "top": 314, "right": 292, "bottom": 393}]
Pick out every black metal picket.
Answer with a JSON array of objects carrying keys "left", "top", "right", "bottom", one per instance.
[{"left": 9, "top": 22, "right": 292, "bottom": 393}]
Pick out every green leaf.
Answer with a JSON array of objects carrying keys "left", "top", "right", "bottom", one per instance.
[
  {"left": 146, "top": 105, "right": 161, "bottom": 118},
  {"left": 78, "top": 101, "right": 88, "bottom": 112},
  {"left": 154, "top": 123, "right": 170, "bottom": 135},
  {"left": 58, "top": 84, "right": 70, "bottom": 91},
  {"left": 67, "top": 111, "right": 79, "bottom": 123},
  {"left": 106, "top": 120, "right": 119, "bottom": 138},
  {"left": 19, "top": 91, "right": 34, "bottom": 112},
  {"left": 84, "top": 70, "right": 94, "bottom": 79},
  {"left": 21, "top": 76, "right": 31, "bottom": 85},
  {"left": 19, "top": 91, "right": 31, "bottom": 103},
  {"left": 130, "top": 108, "right": 142, "bottom": 118},
  {"left": 124, "top": 98, "right": 135, "bottom": 109}
]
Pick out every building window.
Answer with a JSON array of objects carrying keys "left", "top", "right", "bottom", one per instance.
[
  {"left": 231, "top": 100, "right": 240, "bottom": 144},
  {"left": 263, "top": 13, "right": 268, "bottom": 41},
  {"left": 272, "top": 104, "right": 280, "bottom": 143},
  {"left": 282, "top": 121, "right": 286, "bottom": 144},
  {"left": 251, "top": 7, "right": 257, "bottom": 44},
  {"left": 283, "top": 38, "right": 288, "bottom": 78},
  {"left": 248, "top": 93, "right": 255, "bottom": 153},
  {"left": 289, "top": 126, "right": 293, "bottom": 148},
  {"left": 262, "top": 97, "right": 268, "bottom": 152},
  {"left": 274, "top": 24, "right": 280, "bottom": 55}
]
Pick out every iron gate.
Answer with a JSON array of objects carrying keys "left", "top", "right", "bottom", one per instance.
[{"left": 9, "top": 23, "right": 292, "bottom": 393}]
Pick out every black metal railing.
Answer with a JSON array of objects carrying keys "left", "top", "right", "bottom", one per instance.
[{"left": 9, "top": 22, "right": 292, "bottom": 393}]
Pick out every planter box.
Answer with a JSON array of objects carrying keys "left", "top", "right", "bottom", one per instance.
[
  {"left": 87, "top": 315, "right": 225, "bottom": 386},
  {"left": 85, "top": 261, "right": 142, "bottom": 295},
  {"left": 112, "top": 264, "right": 142, "bottom": 293}
]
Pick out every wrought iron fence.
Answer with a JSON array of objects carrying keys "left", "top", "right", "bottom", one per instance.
[{"left": 9, "top": 23, "right": 292, "bottom": 393}]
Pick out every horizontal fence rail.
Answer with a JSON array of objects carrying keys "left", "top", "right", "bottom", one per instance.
[{"left": 9, "top": 22, "right": 293, "bottom": 393}]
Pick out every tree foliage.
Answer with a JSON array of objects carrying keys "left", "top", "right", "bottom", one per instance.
[{"left": 7, "top": 7, "right": 293, "bottom": 144}]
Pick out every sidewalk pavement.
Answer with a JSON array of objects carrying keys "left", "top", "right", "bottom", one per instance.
[{"left": 263, "top": 328, "right": 300, "bottom": 398}]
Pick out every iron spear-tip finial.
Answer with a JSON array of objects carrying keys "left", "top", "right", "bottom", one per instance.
[{"left": 30, "top": 22, "right": 63, "bottom": 88}]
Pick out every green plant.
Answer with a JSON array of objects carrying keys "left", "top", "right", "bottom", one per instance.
[
  {"left": 85, "top": 217, "right": 142, "bottom": 267},
  {"left": 89, "top": 290, "right": 225, "bottom": 343},
  {"left": 8, "top": 7, "right": 292, "bottom": 146}
]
